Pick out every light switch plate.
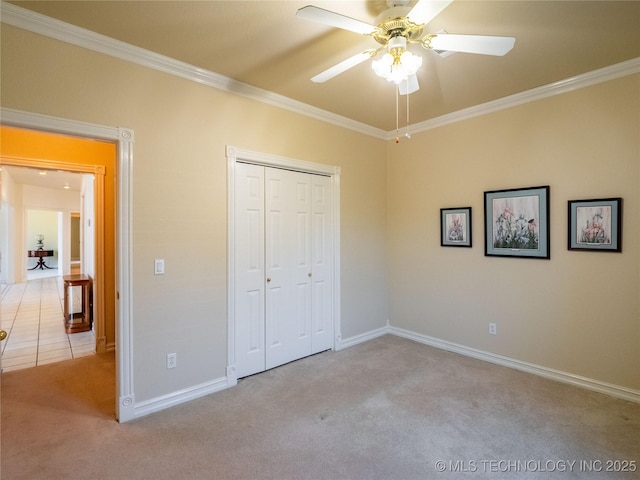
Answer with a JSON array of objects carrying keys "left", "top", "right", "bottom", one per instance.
[{"left": 154, "top": 259, "right": 165, "bottom": 275}]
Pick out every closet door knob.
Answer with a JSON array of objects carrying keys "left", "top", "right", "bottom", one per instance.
[
  {"left": 266, "top": 277, "right": 271, "bottom": 283},
  {"left": 308, "top": 272, "right": 312, "bottom": 277}
]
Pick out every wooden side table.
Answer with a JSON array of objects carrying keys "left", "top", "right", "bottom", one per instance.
[{"left": 63, "top": 274, "right": 92, "bottom": 334}]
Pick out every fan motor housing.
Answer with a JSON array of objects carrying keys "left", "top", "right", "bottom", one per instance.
[{"left": 373, "top": 6, "right": 425, "bottom": 45}]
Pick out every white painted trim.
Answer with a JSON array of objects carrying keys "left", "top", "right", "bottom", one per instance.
[
  {"left": 338, "top": 325, "right": 391, "bottom": 351},
  {"left": 340, "top": 325, "right": 640, "bottom": 403},
  {"left": 0, "top": 107, "right": 136, "bottom": 422},
  {"left": 400, "top": 57, "right": 640, "bottom": 137},
  {"left": 131, "top": 377, "right": 230, "bottom": 420},
  {"left": 116, "top": 128, "right": 135, "bottom": 423},
  {"left": 331, "top": 174, "right": 342, "bottom": 353},
  {"left": 226, "top": 145, "right": 341, "bottom": 378},
  {"left": 4, "top": 3, "right": 637, "bottom": 141},
  {"left": 226, "top": 146, "right": 340, "bottom": 176},
  {"left": 388, "top": 326, "right": 640, "bottom": 404},
  {"left": 0, "top": 107, "right": 121, "bottom": 140},
  {"left": 0, "top": 2, "right": 386, "bottom": 140},
  {"left": 225, "top": 150, "right": 239, "bottom": 388}
]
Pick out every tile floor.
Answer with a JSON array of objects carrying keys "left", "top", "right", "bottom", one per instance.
[{"left": 0, "top": 270, "right": 95, "bottom": 372}]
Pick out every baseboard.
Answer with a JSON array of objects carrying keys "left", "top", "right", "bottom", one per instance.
[
  {"left": 338, "top": 325, "right": 391, "bottom": 350},
  {"left": 123, "top": 325, "right": 385, "bottom": 421},
  {"left": 388, "top": 326, "right": 640, "bottom": 404},
  {"left": 120, "top": 324, "right": 638, "bottom": 422},
  {"left": 126, "top": 376, "right": 230, "bottom": 421}
]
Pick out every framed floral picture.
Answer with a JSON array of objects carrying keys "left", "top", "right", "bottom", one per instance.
[
  {"left": 484, "top": 186, "right": 550, "bottom": 259},
  {"left": 441, "top": 207, "right": 472, "bottom": 247},
  {"left": 568, "top": 198, "right": 622, "bottom": 252}
]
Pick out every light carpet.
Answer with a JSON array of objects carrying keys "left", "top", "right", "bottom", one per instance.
[{"left": 1, "top": 335, "right": 639, "bottom": 479}]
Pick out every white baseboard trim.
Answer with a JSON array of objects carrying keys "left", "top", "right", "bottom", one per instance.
[
  {"left": 129, "top": 326, "right": 386, "bottom": 421},
  {"left": 121, "top": 324, "right": 638, "bottom": 421},
  {"left": 338, "top": 325, "right": 391, "bottom": 350},
  {"left": 129, "top": 376, "right": 230, "bottom": 421},
  {"left": 388, "top": 326, "right": 640, "bottom": 404}
]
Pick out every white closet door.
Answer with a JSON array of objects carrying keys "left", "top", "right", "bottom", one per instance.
[
  {"left": 311, "top": 174, "right": 333, "bottom": 353},
  {"left": 265, "top": 168, "right": 312, "bottom": 370},
  {"left": 234, "top": 163, "right": 333, "bottom": 378},
  {"left": 234, "top": 163, "right": 266, "bottom": 378}
]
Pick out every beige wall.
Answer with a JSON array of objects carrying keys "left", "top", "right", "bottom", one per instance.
[
  {"left": 0, "top": 175, "right": 80, "bottom": 279},
  {"left": 26, "top": 209, "right": 57, "bottom": 250},
  {"left": 1, "top": 26, "right": 389, "bottom": 401},
  {"left": 387, "top": 75, "right": 640, "bottom": 390},
  {"left": 23, "top": 187, "right": 81, "bottom": 274},
  {"left": 2, "top": 22, "right": 637, "bottom": 402}
]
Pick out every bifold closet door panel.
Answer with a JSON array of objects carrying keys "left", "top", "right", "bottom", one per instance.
[
  {"left": 265, "top": 167, "right": 313, "bottom": 370},
  {"left": 234, "top": 163, "right": 334, "bottom": 378},
  {"left": 234, "top": 162, "right": 266, "bottom": 378},
  {"left": 311, "top": 174, "right": 334, "bottom": 354}
]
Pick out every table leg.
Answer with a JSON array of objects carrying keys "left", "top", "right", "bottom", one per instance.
[
  {"left": 28, "top": 257, "right": 55, "bottom": 270},
  {"left": 63, "top": 281, "right": 69, "bottom": 322}
]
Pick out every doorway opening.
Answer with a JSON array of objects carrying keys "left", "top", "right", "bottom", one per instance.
[
  {"left": 1, "top": 131, "right": 112, "bottom": 356},
  {"left": 0, "top": 111, "right": 134, "bottom": 422},
  {"left": 1, "top": 166, "right": 97, "bottom": 369},
  {"left": 26, "top": 207, "right": 60, "bottom": 277}
]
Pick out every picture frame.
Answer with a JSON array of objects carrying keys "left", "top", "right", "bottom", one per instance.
[
  {"left": 484, "top": 185, "right": 550, "bottom": 259},
  {"left": 440, "top": 207, "right": 472, "bottom": 247},
  {"left": 568, "top": 198, "right": 622, "bottom": 252}
]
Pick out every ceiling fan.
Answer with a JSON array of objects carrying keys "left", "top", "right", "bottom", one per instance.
[{"left": 297, "top": 0, "right": 515, "bottom": 95}]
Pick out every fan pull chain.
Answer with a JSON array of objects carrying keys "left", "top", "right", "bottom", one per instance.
[
  {"left": 395, "top": 86, "right": 400, "bottom": 143},
  {"left": 405, "top": 86, "right": 411, "bottom": 139},
  {"left": 395, "top": 81, "right": 412, "bottom": 144}
]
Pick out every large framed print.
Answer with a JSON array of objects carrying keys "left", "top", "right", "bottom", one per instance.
[
  {"left": 568, "top": 198, "right": 622, "bottom": 252},
  {"left": 440, "top": 207, "right": 472, "bottom": 247},
  {"left": 484, "top": 186, "right": 550, "bottom": 259}
]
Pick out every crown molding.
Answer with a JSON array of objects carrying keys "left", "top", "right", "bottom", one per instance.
[
  {"left": 2, "top": 3, "right": 638, "bottom": 141},
  {"left": 0, "top": 2, "right": 387, "bottom": 140},
  {"left": 398, "top": 56, "right": 640, "bottom": 139}
]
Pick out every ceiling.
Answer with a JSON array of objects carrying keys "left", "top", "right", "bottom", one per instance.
[
  {"left": 6, "top": 1, "right": 640, "bottom": 132},
  {"left": 2, "top": 165, "right": 83, "bottom": 192}
]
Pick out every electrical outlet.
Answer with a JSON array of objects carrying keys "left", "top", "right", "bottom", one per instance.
[
  {"left": 167, "top": 353, "right": 177, "bottom": 369},
  {"left": 154, "top": 259, "right": 165, "bottom": 275},
  {"left": 489, "top": 323, "right": 497, "bottom": 335}
]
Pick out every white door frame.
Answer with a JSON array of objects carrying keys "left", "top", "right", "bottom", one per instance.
[
  {"left": 226, "top": 145, "right": 341, "bottom": 385},
  {"left": 1, "top": 107, "right": 134, "bottom": 422}
]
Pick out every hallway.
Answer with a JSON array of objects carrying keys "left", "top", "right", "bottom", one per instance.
[{"left": 0, "top": 273, "right": 94, "bottom": 372}]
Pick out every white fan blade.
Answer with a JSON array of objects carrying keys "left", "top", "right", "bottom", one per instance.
[
  {"left": 297, "top": 5, "right": 375, "bottom": 35},
  {"left": 311, "top": 50, "right": 376, "bottom": 83},
  {"left": 408, "top": 0, "right": 453, "bottom": 25},
  {"left": 398, "top": 74, "right": 420, "bottom": 95},
  {"left": 428, "top": 34, "right": 515, "bottom": 56}
]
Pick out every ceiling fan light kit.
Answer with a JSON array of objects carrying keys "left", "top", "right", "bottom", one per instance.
[
  {"left": 297, "top": 0, "right": 515, "bottom": 141},
  {"left": 297, "top": 0, "right": 515, "bottom": 85},
  {"left": 371, "top": 36, "right": 423, "bottom": 85}
]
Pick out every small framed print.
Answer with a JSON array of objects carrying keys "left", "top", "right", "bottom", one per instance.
[
  {"left": 441, "top": 207, "right": 472, "bottom": 248},
  {"left": 484, "top": 185, "right": 550, "bottom": 259},
  {"left": 568, "top": 198, "right": 622, "bottom": 252}
]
